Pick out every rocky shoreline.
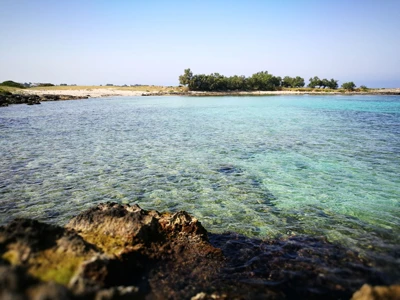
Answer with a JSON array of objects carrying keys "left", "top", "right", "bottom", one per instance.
[
  {"left": 0, "top": 92, "right": 88, "bottom": 107},
  {"left": 1, "top": 89, "right": 399, "bottom": 106},
  {"left": 0, "top": 203, "right": 398, "bottom": 299}
]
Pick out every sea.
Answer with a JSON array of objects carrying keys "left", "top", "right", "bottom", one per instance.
[{"left": 1, "top": 95, "right": 399, "bottom": 275}]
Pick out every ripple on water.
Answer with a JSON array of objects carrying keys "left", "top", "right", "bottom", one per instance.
[{"left": 0, "top": 95, "right": 399, "bottom": 275}]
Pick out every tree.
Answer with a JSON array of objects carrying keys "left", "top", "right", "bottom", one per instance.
[
  {"left": 247, "top": 71, "right": 280, "bottom": 91},
  {"left": 327, "top": 79, "right": 338, "bottom": 89},
  {"left": 0, "top": 80, "right": 25, "bottom": 89},
  {"left": 188, "top": 74, "right": 206, "bottom": 91},
  {"left": 282, "top": 76, "right": 293, "bottom": 88},
  {"left": 293, "top": 76, "right": 305, "bottom": 87},
  {"left": 308, "top": 76, "right": 322, "bottom": 88},
  {"left": 282, "top": 76, "right": 304, "bottom": 88},
  {"left": 271, "top": 76, "right": 282, "bottom": 89},
  {"left": 321, "top": 79, "right": 330, "bottom": 89},
  {"left": 209, "top": 73, "right": 228, "bottom": 91},
  {"left": 182, "top": 69, "right": 298, "bottom": 91},
  {"left": 227, "top": 75, "right": 247, "bottom": 90},
  {"left": 319, "top": 78, "right": 337, "bottom": 89},
  {"left": 341, "top": 82, "right": 356, "bottom": 91},
  {"left": 38, "top": 83, "right": 55, "bottom": 87},
  {"left": 179, "top": 68, "right": 193, "bottom": 86}
]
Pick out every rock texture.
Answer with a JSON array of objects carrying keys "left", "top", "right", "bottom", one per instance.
[
  {"left": 0, "top": 93, "right": 41, "bottom": 106},
  {"left": 0, "top": 203, "right": 398, "bottom": 299},
  {"left": 351, "top": 284, "right": 400, "bottom": 300},
  {"left": 0, "top": 92, "right": 88, "bottom": 106}
]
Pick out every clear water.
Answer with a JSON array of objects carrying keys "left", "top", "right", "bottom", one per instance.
[{"left": 1, "top": 95, "right": 399, "bottom": 260}]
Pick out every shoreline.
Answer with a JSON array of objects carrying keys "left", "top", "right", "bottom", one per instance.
[
  {"left": 2, "top": 87, "right": 399, "bottom": 107},
  {"left": 16, "top": 87, "right": 400, "bottom": 98},
  {"left": 143, "top": 89, "right": 400, "bottom": 96}
]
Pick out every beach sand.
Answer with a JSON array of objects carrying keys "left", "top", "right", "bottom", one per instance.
[
  {"left": 23, "top": 88, "right": 144, "bottom": 98},
  {"left": 21, "top": 87, "right": 400, "bottom": 98}
]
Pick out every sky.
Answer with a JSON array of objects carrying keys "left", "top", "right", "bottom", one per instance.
[{"left": 0, "top": 0, "right": 399, "bottom": 87}]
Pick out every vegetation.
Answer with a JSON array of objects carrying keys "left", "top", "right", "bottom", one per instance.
[
  {"left": 0, "top": 88, "right": 12, "bottom": 96},
  {"left": 179, "top": 68, "right": 295, "bottom": 91},
  {"left": 281, "top": 76, "right": 305, "bottom": 88},
  {"left": 179, "top": 69, "right": 354, "bottom": 92},
  {"left": 0, "top": 80, "right": 25, "bottom": 89},
  {"left": 37, "top": 83, "right": 55, "bottom": 87},
  {"left": 178, "top": 68, "right": 193, "bottom": 86},
  {"left": 341, "top": 81, "right": 356, "bottom": 91},
  {"left": 308, "top": 76, "right": 338, "bottom": 89}
]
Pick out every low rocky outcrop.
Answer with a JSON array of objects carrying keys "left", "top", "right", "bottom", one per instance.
[
  {"left": 0, "top": 93, "right": 88, "bottom": 107},
  {"left": 142, "top": 91, "right": 189, "bottom": 96},
  {"left": 0, "top": 203, "right": 398, "bottom": 299},
  {"left": 40, "top": 94, "right": 89, "bottom": 101},
  {"left": 0, "top": 93, "right": 41, "bottom": 106}
]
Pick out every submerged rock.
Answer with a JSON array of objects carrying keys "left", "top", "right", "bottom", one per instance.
[
  {"left": 0, "top": 203, "right": 397, "bottom": 299},
  {"left": 216, "top": 164, "right": 243, "bottom": 175}
]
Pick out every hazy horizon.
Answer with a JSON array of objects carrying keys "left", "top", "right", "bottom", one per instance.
[{"left": 1, "top": 0, "right": 399, "bottom": 88}]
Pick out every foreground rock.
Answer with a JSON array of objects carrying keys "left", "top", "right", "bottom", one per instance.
[
  {"left": 0, "top": 92, "right": 88, "bottom": 106},
  {"left": 351, "top": 284, "right": 400, "bottom": 300},
  {"left": 0, "top": 203, "right": 398, "bottom": 299}
]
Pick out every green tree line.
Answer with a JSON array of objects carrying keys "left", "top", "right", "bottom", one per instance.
[
  {"left": 179, "top": 69, "right": 290, "bottom": 91},
  {"left": 179, "top": 69, "right": 361, "bottom": 91}
]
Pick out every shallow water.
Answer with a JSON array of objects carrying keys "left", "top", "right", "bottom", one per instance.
[{"left": 0, "top": 95, "right": 399, "bottom": 269}]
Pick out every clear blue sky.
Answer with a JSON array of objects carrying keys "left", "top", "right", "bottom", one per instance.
[{"left": 1, "top": 0, "right": 399, "bottom": 87}]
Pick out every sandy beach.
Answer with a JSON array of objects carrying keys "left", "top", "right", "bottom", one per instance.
[
  {"left": 19, "top": 87, "right": 400, "bottom": 98},
  {"left": 23, "top": 88, "right": 145, "bottom": 98},
  {"left": 23, "top": 88, "right": 313, "bottom": 98}
]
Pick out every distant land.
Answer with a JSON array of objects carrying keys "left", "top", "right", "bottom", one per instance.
[{"left": 1, "top": 76, "right": 400, "bottom": 107}]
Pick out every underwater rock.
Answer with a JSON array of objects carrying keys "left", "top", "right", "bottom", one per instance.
[
  {"left": 216, "top": 164, "right": 243, "bottom": 175},
  {"left": 0, "top": 202, "right": 396, "bottom": 299}
]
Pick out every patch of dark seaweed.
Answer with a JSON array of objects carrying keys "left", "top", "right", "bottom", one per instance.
[
  {"left": 216, "top": 164, "right": 243, "bottom": 175},
  {"left": 209, "top": 232, "right": 387, "bottom": 299}
]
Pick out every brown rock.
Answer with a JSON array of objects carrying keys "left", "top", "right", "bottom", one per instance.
[
  {"left": 0, "top": 263, "right": 74, "bottom": 300},
  {"left": 0, "top": 203, "right": 223, "bottom": 299},
  {"left": 0, "top": 218, "right": 98, "bottom": 286},
  {"left": 65, "top": 202, "right": 209, "bottom": 255},
  {"left": 351, "top": 284, "right": 400, "bottom": 300},
  {"left": 0, "top": 203, "right": 397, "bottom": 299}
]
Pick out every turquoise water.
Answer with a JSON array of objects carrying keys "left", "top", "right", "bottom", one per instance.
[{"left": 1, "top": 95, "right": 399, "bottom": 259}]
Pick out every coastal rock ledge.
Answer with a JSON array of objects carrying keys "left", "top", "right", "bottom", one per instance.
[
  {"left": 0, "top": 203, "right": 398, "bottom": 299},
  {"left": 0, "top": 93, "right": 88, "bottom": 106}
]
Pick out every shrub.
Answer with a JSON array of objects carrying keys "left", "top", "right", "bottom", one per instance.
[
  {"left": 0, "top": 80, "right": 25, "bottom": 89},
  {"left": 341, "top": 82, "right": 356, "bottom": 91}
]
